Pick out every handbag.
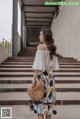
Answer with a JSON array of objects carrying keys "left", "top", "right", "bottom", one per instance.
[{"left": 27, "top": 74, "right": 45, "bottom": 101}]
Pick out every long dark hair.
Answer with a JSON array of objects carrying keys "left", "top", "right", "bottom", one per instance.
[{"left": 40, "top": 27, "right": 57, "bottom": 60}]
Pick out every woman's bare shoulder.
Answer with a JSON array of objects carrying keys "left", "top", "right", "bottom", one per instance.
[{"left": 37, "top": 44, "right": 48, "bottom": 50}]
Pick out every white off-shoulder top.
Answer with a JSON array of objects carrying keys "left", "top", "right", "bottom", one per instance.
[{"left": 32, "top": 50, "right": 59, "bottom": 71}]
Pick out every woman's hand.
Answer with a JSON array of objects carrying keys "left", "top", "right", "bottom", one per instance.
[{"left": 32, "top": 79, "right": 36, "bottom": 88}]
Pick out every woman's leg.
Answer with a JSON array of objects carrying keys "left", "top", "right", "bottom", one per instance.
[
  {"left": 37, "top": 114, "right": 44, "bottom": 119},
  {"left": 46, "top": 114, "right": 52, "bottom": 119}
]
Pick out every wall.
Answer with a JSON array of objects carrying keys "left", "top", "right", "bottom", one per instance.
[
  {"left": 51, "top": 0, "right": 80, "bottom": 61},
  {"left": 0, "top": 44, "right": 8, "bottom": 64},
  {"left": 17, "top": 32, "right": 21, "bottom": 54}
]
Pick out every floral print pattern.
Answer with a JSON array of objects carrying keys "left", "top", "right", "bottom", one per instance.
[{"left": 29, "top": 67, "right": 57, "bottom": 116}]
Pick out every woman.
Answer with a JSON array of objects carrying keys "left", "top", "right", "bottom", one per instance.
[{"left": 29, "top": 27, "right": 59, "bottom": 119}]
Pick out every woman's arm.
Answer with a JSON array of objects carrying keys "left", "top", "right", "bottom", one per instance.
[
  {"left": 32, "top": 69, "right": 41, "bottom": 87},
  {"left": 32, "top": 44, "right": 44, "bottom": 87}
]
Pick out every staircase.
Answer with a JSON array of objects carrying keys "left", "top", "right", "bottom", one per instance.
[
  {"left": 0, "top": 52, "right": 80, "bottom": 118},
  {"left": 17, "top": 47, "right": 37, "bottom": 57}
]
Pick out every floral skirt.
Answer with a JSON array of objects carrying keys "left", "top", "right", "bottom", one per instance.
[{"left": 29, "top": 68, "right": 57, "bottom": 116}]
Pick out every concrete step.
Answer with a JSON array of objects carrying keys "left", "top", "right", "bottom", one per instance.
[
  {"left": 0, "top": 69, "right": 80, "bottom": 73},
  {"left": 1, "top": 65, "right": 80, "bottom": 68},
  {"left": 0, "top": 65, "right": 32, "bottom": 67},
  {"left": 5, "top": 60, "right": 34, "bottom": 62},
  {"left": 59, "top": 68, "right": 80, "bottom": 70},
  {"left": 7, "top": 57, "right": 75, "bottom": 59},
  {"left": 1, "top": 62, "right": 33, "bottom": 65},
  {"left": 7, "top": 57, "right": 77, "bottom": 62},
  {"left": 0, "top": 64, "right": 32, "bottom": 66},
  {"left": 61, "top": 59, "right": 77, "bottom": 61},
  {"left": 0, "top": 65, "right": 32, "bottom": 68},
  {"left": 56, "top": 84, "right": 80, "bottom": 88},
  {"left": 0, "top": 77, "right": 80, "bottom": 84},
  {"left": 0, "top": 72, "right": 80, "bottom": 75},
  {"left": 60, "top": 65, "right": 80, "bottom": 67},
  {"left": 60, "top": 66, "right": 80, "bottom": 68},
  {"left": 0, "top": 92, "right": 80, "bottom": 101},
  {"left": 0, "top": 74, "right": 80, "bottom": 77},
  {"left": 7, "top": 57, "right": 34, "bottom": 60},
  {"left": 0, "top": 76, "right": 79, "bottom": 80},
  {"left": 0, "top": 72, "right": 80, "bottom": 78},
  {"left": 61, "top": 57, "right": 76, "bottom": 59},
  {"left": 0, "top": 72, "right": 33, "bottom": 75},
  {"left": 7, "top": 59, "right": 77, "bottom": 62},
  {"left": 0, "top": 68, "right": 80, "bottom": 71},
  {"left": 0, "top": 84, "right": 80, "bottom": 92},
  {"left": 0, "top": 100, "right": 80, "bottom": 105},
  {"left": 59, "top": 63, "right": 80, "bottom": 65},
  {"left": 5, "top": 60, "right": 31, "bottom": 62},
  {"left": 4, "top": 60, "right": 80, "bottom": 63},
  {"left": 6, "top": 58, "right": 34, "bottom": 61},
  {"left": 5, "top": 59, "right": 80, "bottom": 63},
  {"left": 55, "top": 77, "right": 80, "bottom": 80},
  {"left": 1, "top": 64, "right": 80, "bottom": 68},
  {"left": 4, "top": 59, "right": 80, "bottom": 64},
  {"left": 0, "top": 83, "right": 80, "bottom": 89},
  {"left": 56, "top": 92, "right": 80, "bottom": 100},
  {"left": 0, "top": 77, "right": 33, "bottom": 80},
  {"left": 0, "top": 88, "right": 79, "bottom": 92},
  {"left": 2, "top": 62, "right": 80, "bottom": 65},
  {"left": 0, "top": 68, "right": 33, "bottom": 70}
]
